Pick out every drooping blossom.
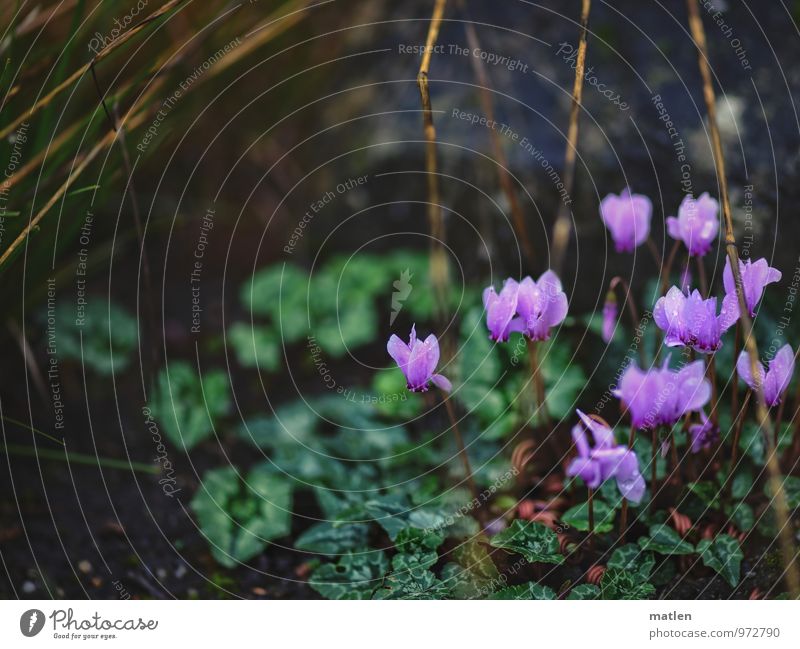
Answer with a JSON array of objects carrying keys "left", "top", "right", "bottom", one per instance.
[
  {"left": 722, "top": 257, "right": 782, "bottom": 321},
  {"left": 688, "top": 411, "right": 719, "bottom": 453},
  {"left": 387, "top": 325, "right": 451, "bottom": 392},
  {"left": 601, "top": 290, "right": 617, "bottom": 343},
  {"left": 613, "top": 358, "right": 711, "bottom": 429},
  {"left": 482, "top": 278, "right": 523, "bottom": 342},
  {"left": 566, "top": 409, "right": 645, "bottom": 503},
  {"left": 666, "top": 193, "right": 719, "bottom": 256},
  {"left": 515, "top": 271, "right": 568, "bottom": 341},
  {"left": 653, "top": 286, "right": 737, "bottom": 353},
  {"left": 599, "top": 188, "right": 652, "bottom": 253},
  {"left": 736, "top": 344, "right": 795, "bottom": 407}
]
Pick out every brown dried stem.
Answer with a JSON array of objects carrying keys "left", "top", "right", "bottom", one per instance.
[
  {"left": 551, "top": 0, "right": 591, "bottom": 273},
  {"left": 686, "top": 0, "right": 799, "bottom": 597},
  {"left": 417, "top": 0, "right": 450, "bottom": 319}
]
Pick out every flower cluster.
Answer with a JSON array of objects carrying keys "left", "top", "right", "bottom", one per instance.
[
  {"left": 614, "top": 358, "right": 711, "bottom": 430},
  {"left": 566, "top": 410, "right": 645, "bottom": 503},
  {"left": 483, "top": 271, "right": 568, "bottom": 342},
  {"left": 654, "top": 287, "right": 737, "bottom": 353}
]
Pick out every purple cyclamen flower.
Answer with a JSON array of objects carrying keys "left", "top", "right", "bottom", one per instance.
[
  {"left": 601, "top": 291, "right": 617, "bottom": 343},
  {"left": 515, "top": 270, "right": 569, "bottom": 341},
  {"left": 483, "top": 278, "right": 523, "bottom": 342},
  {"left": 613, "top": 358, "right": 711, "bottom": 429},
  {"left": 688, "top": 411, "right": 719, "bottom": 454},
  {"left": 666, "top": 193, "right": 719, "bottom": 257},
  {"left": 566, "top": 410, "right": 645, "bottom": 503},
  {"left": 653, "top": 286, "right": 737, "bottom": 353},
  {"left": 736, "top": 344, "right": 795, "bottom": 407},
  {"left": 387, "top": 325, "right": 452, "bottom": 392},
  {"left": 722, "top": 257, "right": 782, "bottom": 321},
  {"left": 599, "top": 188, "right": 652, "bottom": 253}
]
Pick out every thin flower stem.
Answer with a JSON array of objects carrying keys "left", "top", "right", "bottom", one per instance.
[
  {"left": 646, "top": 236, "right": 663, "bottom": 269},
  {"left": 659, "top": 240, "right": 682, "bottom": 297},
  {"left": 731, "top": 322, "right": 741, "bottom": 423},
  {"left": 443, "top": 396, "right": 480, "bottom": 505},
  {"left": 650, "top": 427, "right": 658, "bottom": 507},
  {"left": 618, "top": 424, "right": 637, "bottom": 542},
  {"left": 587, "top": 487, "right": 595, "bottom": 537},
  {"left": 707, "top": 354, "right": 719, "bottom": 426},
  {"left": 527, "top": 340, "right": 551, "bottom": 429},
  {"left": 695, "top": 255, "right": 709, "bottom": 297},
  {"left": 551, "top": 0, "right": 591, "bottom": 273},
  {"left": 724, "top": 391, "right": 751, "bottom": 501},
  {"left": 774, "top": 393, "right": 786, "bottom": 450},
  {"left": 610, "top": 276, "right": 646, "bottom": 365},
  {"left": 686, "top": 0, "right": 799, "bottom": 597},
  {"left": 669, "top": 431, "right": 680, "bottom": 483}
]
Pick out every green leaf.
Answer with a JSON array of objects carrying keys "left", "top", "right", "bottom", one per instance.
[
  {"left": 151, "top": 361, "right": 230, "bottom": 449},
  {"left": 489, "top": 520, "right": 564, "bottom": 565},
  {"left": 687, "top": 481, "right": 722, "bottom": 510},
  {"left": 309, "top": 552, "right": 389, "bottom": 600},
  {"left": 228, "top": 322, "right": 280, "bottom": 371},
  {"left": 739, "top": 422, "right": 765, "bottom": 464},
  {"left": 490, "top": 581, "right": 556, "bottom": 600},
  {"left": 725, "top": 501, "right": 755, "bottom": 532},
  {"left": 764, "top": 475, "right": 800, "bottom": 509},
  {"left": 567, "top": 584, "right": 601, "bottom": 600},
  {"left": 562, "top": 499, "right": 616, "bottom": 533},
  {"left": 731, "top": 470, "right": 755, "bottom": 501},
  {"left": 294, "top": 522, "right": 369, "bottom": 555},
  {"left": 191, "top": 463, "right": 293, "bottom": 568},
  {"left": 242, "top": 264, "right": 309, "bottom": 341},
  {"left": 600, "top": 568, "right": 656, "bottom": 599},
  {"left": 312, "top": 297, "right": 376, "bottom": 357},
  {"left": 441, "top": 540, "right": 501, "bottom": 599},
  {"left": 48, "top": 301, "right": 137, "bottom": 375},
  {"left": 363, "top": 496, "right": 449, "bottom": 541},
  {"left": 696, "top": 536, "right": 743, "bottom": 588},
  {"left": 371, "top": 368, "right": 422, "bottom": 418},
  {"left": 607, "top": 543, "right": 655, "bottom": 579},
  {"left": 638, "top": 524, "right": 695, "bottom": 556}
]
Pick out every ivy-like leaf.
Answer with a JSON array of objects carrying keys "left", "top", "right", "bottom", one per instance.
[
  {"left": 294, "top": 522, "right": 369, "bottom": 555},
  {"left": 191, "top": 463, "right": 292, "bottom": 568},
  {"left": 562, "top": 499, "right": 615, "bottom": 533},
  {"left": 638, "top": 524, "right": 695, "bottom": 556},
  {"left": 309, "top": 551, "right": 389, "bottom": 600},
  {"left": 151, "top": 361, "right": 230, "bottom": 449},
  {"left": 600, "top": 568, "right": 656, "bottom": 599},
  {"left": 49, "top": 301, "right": 137, "bottom": 375},
  {"left": 567, "top": 584, "right": 601, "bottom": 600},
  {"left": 687, "top": 481, "right": 722, "bottom": 510},
  {"left": 764, "top": 475, "right": 800, "bottom": 509},
  {"left": 363, "top": 496, "right": 449, "bottom": 541},
  {"left": 490, "top": 581, "right": 556, "bottom": 600},
  {"left": 607, "top": 543, "right": 655, "bottom": 579},
  {"left": 228, "top": 322, "right": 280, "bottom": 371},
  {"left": 441, "top": 540, "right": 501, "bottom": 599},
  {"left": 489, "top": 520, "right": 564, "bottom": 565},
  {"left": 696, "top": 536, "right": 743, "bottom": 588}
]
